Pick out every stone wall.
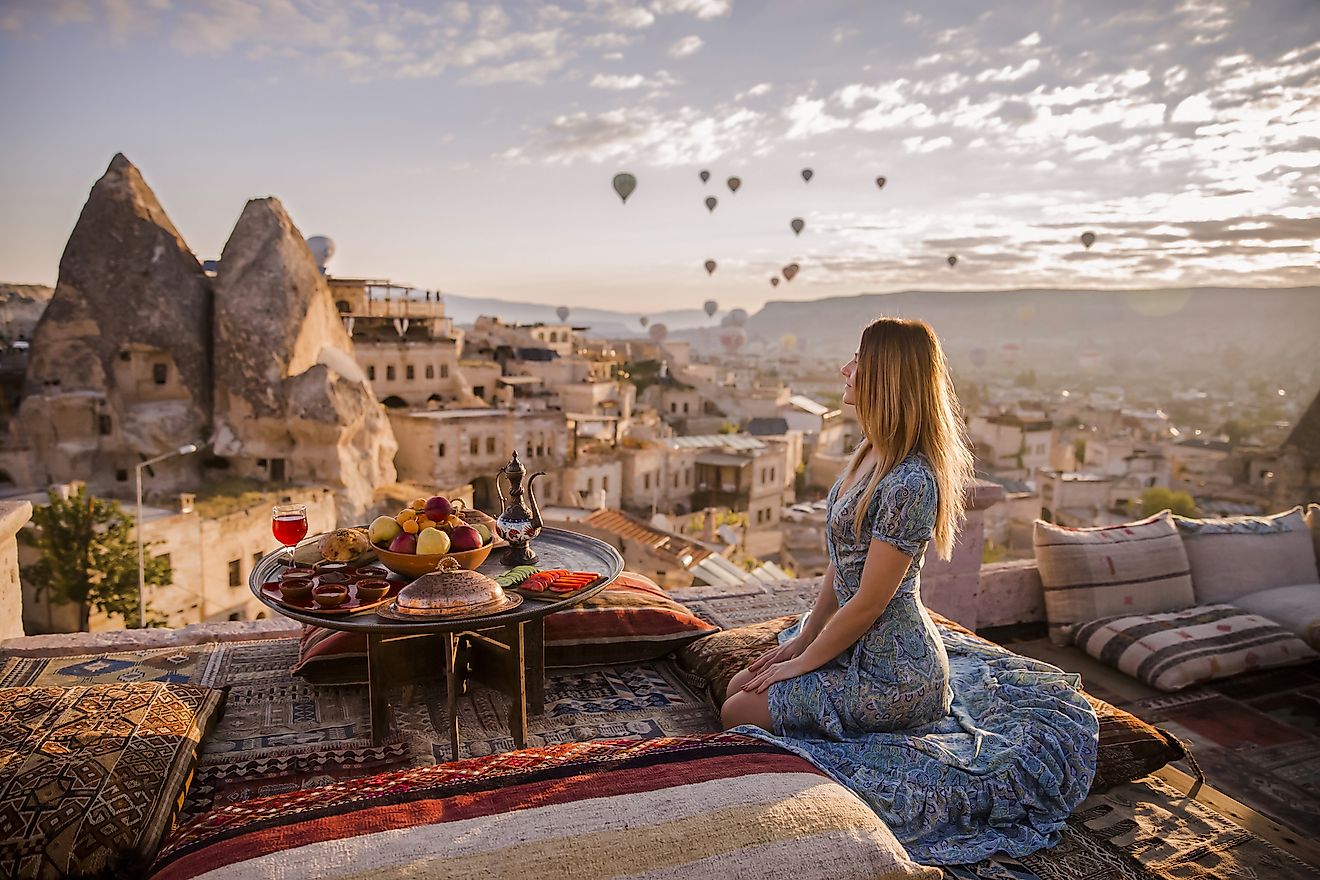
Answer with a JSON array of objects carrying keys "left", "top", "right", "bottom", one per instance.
[{"left": 0, "top": 500, "right": 33, "bottom": 640}]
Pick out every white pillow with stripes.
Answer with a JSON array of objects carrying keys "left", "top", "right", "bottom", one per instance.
[
  {"left": 1034, "top": 511, "right": 1195, "bottom": 646},
  {"left": 1070, "top": 604, "right": 1318, "bottom": 692}
]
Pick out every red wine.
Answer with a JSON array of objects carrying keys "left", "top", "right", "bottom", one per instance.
[{"left": 272, "top": 513, "right": 309, "bottom": 546}]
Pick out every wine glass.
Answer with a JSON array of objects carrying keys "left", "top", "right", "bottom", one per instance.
[{"left": 272, "top": 503, "right": 309, "bottom": 565}]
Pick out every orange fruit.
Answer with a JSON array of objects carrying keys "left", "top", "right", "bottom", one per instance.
[{"left": 401, "top": 520, "right": 420, "bottom": 534}]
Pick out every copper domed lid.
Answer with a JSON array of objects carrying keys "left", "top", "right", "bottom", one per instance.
[{"left": 379, "top": 558, "right": 521, "bottom": 619}]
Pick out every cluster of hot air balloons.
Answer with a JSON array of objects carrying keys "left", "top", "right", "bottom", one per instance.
[{"left": 607, "top": 167, "right": 1102, "bottom": 355}]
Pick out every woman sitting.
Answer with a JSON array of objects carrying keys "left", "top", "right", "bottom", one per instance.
[{"left": 723, "top": 317, "right": 1098, "bottom": 865}]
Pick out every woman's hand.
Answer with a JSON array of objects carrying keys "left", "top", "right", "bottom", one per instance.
[
  {"left": 747, "top": 632, "right": 808, "bottom": 676},
  {"left": 743, "top": 656, "right": 806, "bottom": 694}
]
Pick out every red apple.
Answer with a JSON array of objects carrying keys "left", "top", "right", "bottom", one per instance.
[
  {"left": 424, "top": 495, "right": 453, "bottom": 519},
  {"left": 388, "top": 533, "right": 417, "bottom": 554},
  {"left": 449, "top": 525, "right": 482, "bottom": 552}
]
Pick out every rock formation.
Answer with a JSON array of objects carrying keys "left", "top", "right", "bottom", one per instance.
[
  {"left": 212, "top": 198, "right": 396, "bottom": 520},
  {"left": 17, "top": 154, "right": 212, "bottom": 489}
]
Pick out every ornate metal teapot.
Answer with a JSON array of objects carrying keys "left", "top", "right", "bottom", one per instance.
[{"left": 495, "top": 452, "right": 546, "bottom": 566}]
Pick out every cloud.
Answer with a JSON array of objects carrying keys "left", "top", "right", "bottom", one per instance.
[
  {"left": 650, "top": 0, "right": 731, "bottom": 19},
  {"left": 504, "top": 104, "right": 765, "bottom": 166},
  {"left": 902, "top": 135, "right": 953, "bottom": 153},
  {"left": 586, "top": 0, "right": 655, "bottom": 29},
  {"left": 974, "top": 58, "right": 1040, "bottom": 83},
  {"left": 737, "top": 82, "right": 772, "bottom": 99},
  {"left": 783, "top": 96, "right": 851, "bottom": 139},
  {"left": 668, "top": 34, "right": 703, "bottom": 58},
  {"left": 589, "top": 70, "right": 676, "bottom": 89}
]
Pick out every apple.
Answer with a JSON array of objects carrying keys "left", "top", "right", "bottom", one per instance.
[
  {"left": 416, "top": 527, "right": 452, "bottom": 556},
  {"left": 424, "top": 495, "right": 453, "bottom": 519},
  {"left": 388, "top": 533, "right": 418, "bottom": 554},
  {"left": 369, "top": 515, "right": 402, "bottom": 547},
  {"left": 450, "top": 524, "right": 482, "bottom": 553},
  {"left": 473, "top": 523, "right": 492, "bottom": 545}
]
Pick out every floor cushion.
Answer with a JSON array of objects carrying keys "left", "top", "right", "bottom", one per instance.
[
  {"left": 1070, "top": 603, "right": 1318, "bottom": 692},
  {"left": 1174, "top": 507, "right": 1319, "bottom": 604},
  {"left": 1035, "top": 511, "right": 1195, "bottom": 645},
  {"left": 545, "top": 571, "right": 719, "bottom": 667},
  {"left": 291, "top": 572, "right": 719, "bottom": 683},
  {"left": 0, "top": 682, "right": 225, "bottom": 880},
  {"left": 148, "top": 732, "right": 941, "bottom": 880},
  {"left": 1308, "top": 503, "right": 1320, "bottom": 564},
  {"left": 676, "top": 611, "right": 1186, "bottom": 794},
  {"left": 1232, "top": 583, "right": 1320, "bottom": 649}
]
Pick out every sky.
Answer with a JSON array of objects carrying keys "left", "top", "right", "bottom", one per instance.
[{"left": 1, "top": 0, "right": 1318, "bottom": 312}]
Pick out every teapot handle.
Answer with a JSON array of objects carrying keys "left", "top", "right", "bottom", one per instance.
[{"left": 494, "top": 470, "right": 508, "bottom": 511}]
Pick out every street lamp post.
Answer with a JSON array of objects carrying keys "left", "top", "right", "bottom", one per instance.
[{"left": 136, "top": 443, "right": 200, "bottom": 628}]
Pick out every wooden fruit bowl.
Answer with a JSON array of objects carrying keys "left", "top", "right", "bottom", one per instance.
[{"left": 372, "top": 509, "right": 503, "bottom": 580}]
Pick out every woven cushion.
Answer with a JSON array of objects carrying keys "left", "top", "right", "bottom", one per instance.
[
  {"left": 0, "top": 682, "right": 225, "bottom": 880},
  {"left": 291, "top": 624, "right": 367, "bottom": 685},
  {"left": 676, "top": 611, "right": 1185, "bottom": 793},
  {"left": 544, "top": 572, "right": 719, "bottom": 667},
  {"left": 1070, "top": 603, "right": 1318, "bottom": 692},
  {"left": 1232, "top": 583, "right": 1320, "bottom": 649},
  {"left": 1175, "top": 507, "right": 1319, "bottom": 604},
  {"left": 1035, "top": 511, "right": 1195, "bottom": 645},
  {"left": 148, "top": 733, "right": 940, "bottom": 880}
]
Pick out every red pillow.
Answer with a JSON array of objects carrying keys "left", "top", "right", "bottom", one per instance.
[
  {"left": 544, "top": 572, "right": 719, "bottom": 667},
  {"left": 291, "top": 572, "right": 718, "bottom": 683}
]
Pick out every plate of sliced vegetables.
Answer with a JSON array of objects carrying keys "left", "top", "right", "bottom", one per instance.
[{"left": 511, "top": 569, "right": 604, "bottom": 601}]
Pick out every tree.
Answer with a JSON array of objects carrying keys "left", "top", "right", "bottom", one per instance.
[
  {"left": 1140, "top": 486, "right": 1197, "bottom": 518},
  {"left": 21, "top": 485, "right": 172, "bottom": 631}
]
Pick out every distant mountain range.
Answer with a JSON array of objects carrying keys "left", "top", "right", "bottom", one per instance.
[{"left": 445, "top": 287, "right": 1320, "bottom": 372}]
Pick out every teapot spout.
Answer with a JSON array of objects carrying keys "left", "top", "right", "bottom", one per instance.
[{"left": 527, "top": 472, "right": 547, "bottom": 531}]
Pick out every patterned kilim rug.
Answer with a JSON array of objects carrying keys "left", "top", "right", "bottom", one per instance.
[
  {"left": 1115, "top": 662, "right": 1320, "bottom": 841},
  {"left": 0, "top": 639, "right": 718, "bottom": 822}
]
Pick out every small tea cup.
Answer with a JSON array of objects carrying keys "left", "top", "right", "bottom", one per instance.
[{"left": 311, "top": 584, "right": 349, "bottom": 608}]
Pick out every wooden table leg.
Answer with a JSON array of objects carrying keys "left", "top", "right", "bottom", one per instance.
[
  {"left": 444, "top": 632, "right": 461, "bottom": 761},
  {"left": 367, "top": 633, "right": 390, "bottom": 746},
  {"left": 525, "top": 617, "right": 546, "bottom": 715},
  {"left": 507, "top": 622, "right": 527, "bottom": 750}
]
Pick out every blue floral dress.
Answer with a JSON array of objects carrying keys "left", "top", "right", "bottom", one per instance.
[{"left": 738, "top": 452, "right": 1099, "bottom": 865}]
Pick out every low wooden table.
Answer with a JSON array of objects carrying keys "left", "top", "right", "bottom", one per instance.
[{"left": 250, "top": 528, "right": 624, "bottom": 756}]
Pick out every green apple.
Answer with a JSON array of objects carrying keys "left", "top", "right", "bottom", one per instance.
[
  {"left": 473, "top": 523, "right": 492, "bottom": 545},
  {"left": 416, "top": 527, "right": 452, "bottom": 556},
  {"left": 369, "top": 515, "right": 403, "bottom": 547}
]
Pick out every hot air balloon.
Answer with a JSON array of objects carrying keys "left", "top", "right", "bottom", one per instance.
[
  {"left": 875, "top": 176, "right": 887, "bottom": 189},
  {"left": 770, "top": 277, "right": 780, "bottom": 287},
  {"left": 727, "top": 176, "right": 741, "bottom": 193},
  {"left": 1081, "top": 231, "right": 1096, "bottom": 249},
  {"left": 946, "top": 254, "right": 958, "bottom": 268},
  {"left": 801, "top": 168, "right": 813, "bottom": 183},
  {"left": 705, "top": 196, "right": 718, "bottom": 213},
  {"left": 780, "top": 333, "right": 798, "bottom": 352},
  {"left": 970, "top": 347, "right": 987, "bottom": 367},
  {"left": 790, "top": 217, "right": 805, "bottom": 236},
  {"left": 612, "top": 173, "right": 636, "bottom": 204},
  {"left": 699, "top": 169, "right": 710, "bottom": 184},
  {"left": 704, "top": 260, "right": 717, "bottom": 276},
  {"left": 729, "top": 308, "right": 748, "bottom": 327},
  {"left": 648, "top": 322, "right": 668, "bottom": 344},
  {"left": 1001, "top": 342, "right": 1021, "bottom": 364},
  {"left": 782, "top": 263, "right": 800, "bottom": 282},
  {"left": 640, "top": 316, "right": 649, "bottom": 328},
  {"left": 720, "top": 327, "right": 747, "bottom": 353},
  {"left": 1078, "top": 349, "right": 1103, "bottom": 373},
  {"left": 556, "top": 306, "right": 570, "bottom": 322},
  {"left": 1016, "top": 304, "right": 1036, "bottom": 324},
  {"left": 703, "top": 299, "right": 718, "bottom": 317}
]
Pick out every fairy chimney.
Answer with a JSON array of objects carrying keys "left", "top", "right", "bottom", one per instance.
[{"left": 211, "top": 197, "right": 396, "bottom": 520}]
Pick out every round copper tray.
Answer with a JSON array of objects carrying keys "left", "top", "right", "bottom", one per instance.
[{"left": 374, "top": 591, "right": 523, "bottom": 622}]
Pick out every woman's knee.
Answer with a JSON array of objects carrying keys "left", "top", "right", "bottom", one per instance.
[
  {"left": 725, "top": 667, "right": 752, "bottom": 699},
  {"left": 721, "top": 689, "right": 772, "bottom": 731}
]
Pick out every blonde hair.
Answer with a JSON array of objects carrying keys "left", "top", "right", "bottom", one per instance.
[{"left": 844, "top": 317, "right": 975, "bottom": 561}]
